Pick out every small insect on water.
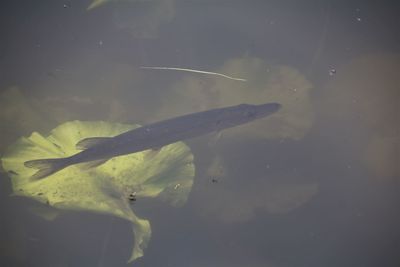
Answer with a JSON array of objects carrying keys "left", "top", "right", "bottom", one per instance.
[
  {"left": 128, "top": 192, "right": 137, "bottom": 202},
  {"left": 174, "top": 183, "right": 181, "bottom": 190}
]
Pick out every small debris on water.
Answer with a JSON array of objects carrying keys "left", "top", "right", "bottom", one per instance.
[
  {"left": 140, "top": 66, "right": 247, "bottom": 82},
  {"left": 128, "top": 192, "right": 137, "bottom": 201}
]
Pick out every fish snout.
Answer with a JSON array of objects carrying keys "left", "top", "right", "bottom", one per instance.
[{"left": 256, "top": 103, "right": 281, "bottom": 117}]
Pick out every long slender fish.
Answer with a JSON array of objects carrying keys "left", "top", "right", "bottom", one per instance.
[{"left": 25, "top": 103, "right": 281, "bottom": 179}]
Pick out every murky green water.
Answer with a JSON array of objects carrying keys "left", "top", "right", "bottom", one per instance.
[{"left": 1, "top": 1, "right": 399, "bottom": 266}]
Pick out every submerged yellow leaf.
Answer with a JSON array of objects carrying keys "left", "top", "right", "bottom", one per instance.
[
  {"left": 87, "top": 0, "right": 111, "bottom": 10},
  {"left": 1, "top": 120, "right": 195, "bottom": 263}
]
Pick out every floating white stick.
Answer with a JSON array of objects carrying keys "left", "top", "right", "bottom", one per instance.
[{"left": 140, "top": 66, "right": 247, "bottom": 82}]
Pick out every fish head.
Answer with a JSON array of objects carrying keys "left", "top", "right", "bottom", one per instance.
[
  {"left": 215, "top": 103, "right": 281, "bottom": 129},
  {"left": 252, "top": 103, "right": 281, "bottom": 119},
  {"left": 234, "top": 103, "right": 281, "bottom": 122}
]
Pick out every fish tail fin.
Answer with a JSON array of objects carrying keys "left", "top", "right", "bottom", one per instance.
[{"left": 24, "top": 157, "right": 70, "bottom": 180}]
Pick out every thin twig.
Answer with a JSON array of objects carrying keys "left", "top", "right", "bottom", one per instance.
[{"left": 140, "top": 66, "right": 247, "bottom": 82}]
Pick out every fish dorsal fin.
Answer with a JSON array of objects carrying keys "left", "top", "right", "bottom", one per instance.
[{"left": 75, "top": 137, "right": 112, "bottom": 150}]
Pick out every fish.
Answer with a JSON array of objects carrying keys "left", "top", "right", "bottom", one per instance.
[{"left": 24, "top": 103, "right": 281, "bottom": 179}]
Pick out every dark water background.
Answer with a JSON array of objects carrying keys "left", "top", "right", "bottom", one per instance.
[{"left": 1, "top": 1, "right": 399, "bottom": 266}]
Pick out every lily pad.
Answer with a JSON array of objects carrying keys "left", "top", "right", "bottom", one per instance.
[{"left": 1, "top": 120, "right": 195, "bottom": 263}]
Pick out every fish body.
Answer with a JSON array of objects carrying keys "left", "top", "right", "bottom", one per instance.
[{"left": 25, "top": 103, "right": 281, "bottom": 179}]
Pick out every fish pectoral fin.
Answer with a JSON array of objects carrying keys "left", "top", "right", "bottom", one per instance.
[
  {"left": 80, "top": 159, "right": 109, "bottom": 170},
  {"left": 208, "top": 131, "right": 223, "bottom": 146},
  {"left": 75, "top": 137, "right": 112, "bottom": 150}
]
